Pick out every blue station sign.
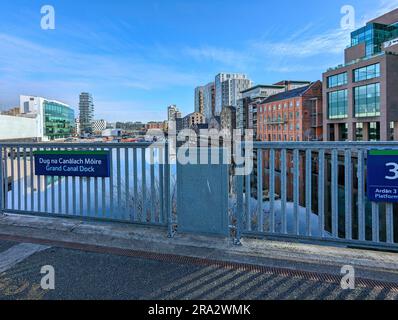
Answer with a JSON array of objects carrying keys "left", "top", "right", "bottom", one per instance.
[
  {"left": 367, "top": 150, "right": 398, "bottom": 203},
  {"left": 34, "top": 150, "right": 111, "bottom": 178}
]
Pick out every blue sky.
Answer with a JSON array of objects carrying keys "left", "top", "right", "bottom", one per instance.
[{"left": 0, "top": 0, "right": 397, "bottom": 122}]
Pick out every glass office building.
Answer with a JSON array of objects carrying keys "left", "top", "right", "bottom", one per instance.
[
  {"left": 43, "top": 100, "right": 75, "bottom": 140},
  {"left": 323, "top": 8, "right": 398, "bottom": 141},
  {"left": 351, "top": 22, "right": 398, "bottom": 57}
]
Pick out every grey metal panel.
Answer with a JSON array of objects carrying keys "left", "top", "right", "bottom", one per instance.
[{"left": 177, "top": 148, "right": 229, "bottom": 236}]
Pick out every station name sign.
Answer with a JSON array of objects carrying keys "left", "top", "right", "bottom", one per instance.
[
  {"left": 367, "top": 150, "right": 398, "bottom": 203},
  {"left": 34, "top": 150, "right": 111, "bottom": 178}
]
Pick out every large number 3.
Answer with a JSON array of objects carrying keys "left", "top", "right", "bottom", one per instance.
[{"left": 385, "top": 162, "right": 398, "bottom": 180}]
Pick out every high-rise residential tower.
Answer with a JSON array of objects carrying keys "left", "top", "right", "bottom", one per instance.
[
  {"left": 79, "top": 92, "right": 94, "bottom": 135},
  {"left": 167, "top": 104, "right": 182, "bottom": 121},
  {"left": 203, "top": 82, "right": 215, "bottom": 121},
  {"left": 194, "top": 86, "right": 205, "bottom": 114},
  {"left": 215, "top": 73, "right": 252, "bottom": 116}
]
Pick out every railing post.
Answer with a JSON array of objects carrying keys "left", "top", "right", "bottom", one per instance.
[
  {"left": 235, "top": 173, "right": 243, "bottom": 245},
  {"left": 165, "top": 142, "right": 174, "bottom": 238}
]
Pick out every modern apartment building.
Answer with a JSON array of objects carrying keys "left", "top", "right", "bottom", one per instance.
[
  {"left": 215, "top": 73, "right": 252, "bottom": 116},
  {"left": 19, "top": 95, "right": 75, "bottom": 140},
  {"left": 167, "top": 105, "right": 182, "bottom": 121},
  {"left": 194, "top": 86, "right": 205, "bottom": 114},
  {"left": 323, "top": 8, "right": 398, "bottom": 141},
  {"left": 257, "top": 81, "right": 323, "bottom": 142},
  {"left": 203, "top": 82, "right": 215, "bottom": 120},
  {"left": 79, "top": 92, "right": 94, "bottom": 135},
  {"left": 237, "top": 85, "right": 286, "bottom": 137}
]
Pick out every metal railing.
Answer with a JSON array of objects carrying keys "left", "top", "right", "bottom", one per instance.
[
  {"left": 235, "top": 141, "right": 398, "bottom": 250},
  {"left": 1, "top": 141, "right": 397, "bottom": 251},
  {"left": 0, "top": 142, "right": 174, "bottom": 236}
]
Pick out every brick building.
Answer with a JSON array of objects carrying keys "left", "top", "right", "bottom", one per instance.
[{"left": 257, "top": 81, "right": 323, "bottom": 142}]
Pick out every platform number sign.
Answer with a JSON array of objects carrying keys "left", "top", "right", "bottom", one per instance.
[{"left": 367, "top": 150, "right": 398, "bottom": 202}]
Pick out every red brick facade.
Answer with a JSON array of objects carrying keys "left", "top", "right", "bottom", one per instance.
[{"left": 257, "top": 81, "right": 323, "bottom": 142}]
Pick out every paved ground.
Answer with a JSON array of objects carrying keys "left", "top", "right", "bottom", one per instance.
[{"left": 0, "top": 239, "right": 397, "bottom": 300}]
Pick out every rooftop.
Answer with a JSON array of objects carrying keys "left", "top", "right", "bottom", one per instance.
[
  {"left": 261, "top": 83, "right": 313, "bottom": 104},
  {"left": 241, "top": 84, "right": 285, "bottom": 94}
]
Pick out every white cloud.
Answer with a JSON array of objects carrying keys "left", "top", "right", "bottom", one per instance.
[
  {"left": 0, "top": 33, "right": 200, "bottom": 91},
  {"left": 184, "top": 46, "right": 252, "bottom": 68}
]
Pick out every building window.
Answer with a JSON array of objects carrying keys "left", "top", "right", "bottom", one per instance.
[
  {"left": 328, "top": 72, "right": 348, "bottom": 88},
  {"left": 353, "top": 63, "right": 380, "bottom": 82},
  {"left": 354, "top": 83, "right": 380, "bottom": 117},
  {"left": 369, "top": 122, "right": 380, "bottom": 141},
  {"left": 328, "top": 89, "right": 348, "bottom": 119},
  {"left": 356, "top": 123, "right": 363, "bottom": 141},
  {"left": 339, "top": 123, "right": 348, "bottom": 141}
]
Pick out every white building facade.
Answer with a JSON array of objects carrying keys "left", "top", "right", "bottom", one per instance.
[{"left": 19, "top": 95, "right": 75, "bottom": 141}]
